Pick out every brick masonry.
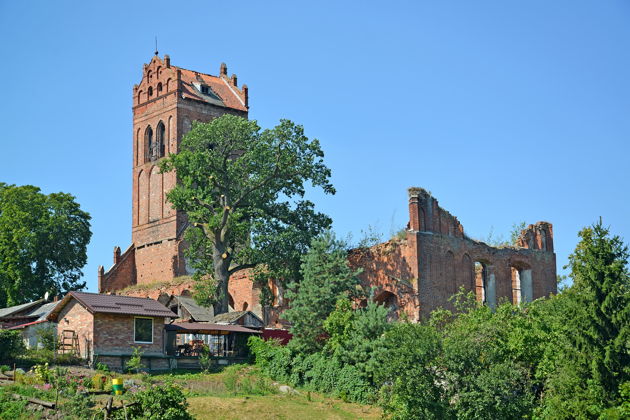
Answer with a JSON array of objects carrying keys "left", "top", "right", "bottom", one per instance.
[
  {"left": 349, "top": 187, "right": 557, "bottom": 321},
  {"left": 99, "top": 56, "right": 557, "bottom": 327}
]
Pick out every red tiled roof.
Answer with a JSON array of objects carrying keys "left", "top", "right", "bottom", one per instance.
[
  {"left": 48, "top": 292, "right": 177, "bottom": 321},
  {"left": 175, "top": 67, "right": 247, "bottom": 112},
  {"left": 165, "top": 322, "right": 260, "bottom": 334}
]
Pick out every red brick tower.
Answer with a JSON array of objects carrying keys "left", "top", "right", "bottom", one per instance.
[{"left": 99, "top": 54, "right": 248, "bottom": 292}]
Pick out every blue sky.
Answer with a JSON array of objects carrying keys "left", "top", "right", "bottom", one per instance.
[{"left": 1, "top": 1, "right": 629, "bottom": 292}]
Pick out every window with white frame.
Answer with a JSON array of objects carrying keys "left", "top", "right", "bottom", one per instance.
[{"left": 134, "top": 317, "right": 153, "bottom": 343}]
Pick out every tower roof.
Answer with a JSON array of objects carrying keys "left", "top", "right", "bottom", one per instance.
[{"left": 134, "top": 55, "right": 248, "bottom": 112}]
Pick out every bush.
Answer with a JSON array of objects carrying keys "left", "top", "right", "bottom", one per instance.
[
  {"left": 125, "top": 347, "right": 144, "bottom": 373},
  {"left": 91, "top": 373, "right": 107, "bottom": 391},
  {"left": 248, "top": 336, "right": 292, "bottom": 383},
  {"left": 125, "top": 381, "right": 193, "bottom": 420},
  {"left": 221, "top": 365, "right": 276, "bottom": 396},
  {"left": 0, "top": 390, "right": 29, "bottom": 420},
  {"left": 0, "top": 330, "right": 25, "bottom": 361},
  {"left": 0, "top": 365, "right": 9, "bottom": 374},
  {"left": 35, "top": 324, "right": 57, "bottom": 351}
]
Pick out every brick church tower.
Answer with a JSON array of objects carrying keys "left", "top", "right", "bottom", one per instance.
[{"left": 99, "top": 54, "right": 249, "bottom": 292}]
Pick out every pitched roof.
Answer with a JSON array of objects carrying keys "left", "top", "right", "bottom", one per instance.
[
  {"left": 173, "top": 67, "right": 247, "bottom": 112},
  {"left": 0, "top": 299, "right": 45, "bottom": 319},
  {"left": 48, "top": 292, "right": 177, "bottom": 321},
  {"left": 165, "top": 322, "right": 260, "bottom": 334},
  {"left": 173, "top": 295, "right": 214, "bottom": 322},
  {"left": 26, "top": 301, "right": 60, "bottom": 321},
  {"left": 213, "top": 310, "right": 263, "bottom": 325}
]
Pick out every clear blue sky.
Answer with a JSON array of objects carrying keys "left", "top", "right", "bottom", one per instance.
[{"left": 1, "top": 1, "right": 629, "bottom": 292}]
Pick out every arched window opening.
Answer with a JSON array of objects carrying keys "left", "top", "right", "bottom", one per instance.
[
  {"left": 475, "top": 261, "right": 486, "bottom": 303},
  {"left": 144, "top": 126, "right": 153, "bottom": 163},
  {"left": 166, "top": 78, "right": 172, "bottom": 93},
  {"left": 374, "top": 290, "right": 399, "bottom": 321},
  {"left": 154, "top": 122, "right": 166, "bottom": 160},
  {"left": 147, "top": 70, "right": 152, "bottom": 81},
  {"left": 475, "top": 261, "right": 496, "bottom": 308},
  {"left": 137, "top": 91, "right": 143, "bottom": 104},
  {"left": 242, "top": 302, "right": 249, "bottom": 311},
  {"left": 228, "top": 294, "right": 235, "bottom": 311},
  {"left": 156, "top": 66, "right": 161, "bottom": 77},
  {"left": 157, "top": 82, "right": 163, "bottom": 95},
  {"left": 511, "top": 263, "right": 532, "bottom": 304},
  {"left": 148, "top": 86, "right": 153, "bottom": 97}
]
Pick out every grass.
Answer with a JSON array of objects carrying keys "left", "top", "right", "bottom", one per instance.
[
  {"left": 0, "top": 364, "right": 382, "bottom": 419},
  {"left": 187, "top": 393, "right": 381, "bottom": 420}
]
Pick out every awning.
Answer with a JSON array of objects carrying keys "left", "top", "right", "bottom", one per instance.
[{"left": 165, "top": 322, "right": 261, "bottom": 334}]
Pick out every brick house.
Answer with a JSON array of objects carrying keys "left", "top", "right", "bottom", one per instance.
[{"left": 47, "top": 291, "right": 177, "bottom": 371}]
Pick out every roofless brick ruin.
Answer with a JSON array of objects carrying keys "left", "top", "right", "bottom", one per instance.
[
  {"left": 349, "top": 188, "right": 556, "bottom": 321},
  {"left": 99, "top": 55, "right": 557, "bottom": 325}
]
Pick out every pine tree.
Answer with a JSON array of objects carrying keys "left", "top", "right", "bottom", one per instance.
[
  {"left": 567, "top": 219, "right": 630, "bottom": 403},
  {"left": 284, "top": 232, "right": 361, "bottom": 353}
]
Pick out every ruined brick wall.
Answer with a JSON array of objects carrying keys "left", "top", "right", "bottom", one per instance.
[
  {"left": 348, "top": 238, "right": 421, "bottom": 322},
  {"left": 55, "top": 300, "right": 94, "bottom": 359},
  {"left": 93, "top": 313, "right": 165, "bottom": 356},
  {"left": 353, "top": 187, "right": 557, "bottom": 320},
  {"left": 99, "top": 246, "right": 136, "bottom": 293}
]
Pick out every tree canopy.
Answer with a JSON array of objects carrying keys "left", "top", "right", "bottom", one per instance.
[
  {"left": 160, "top": 115, "right": 334, "bottom": 313},
  {"left": 0, "top": 183, "right": 91, "bottom": 307}
]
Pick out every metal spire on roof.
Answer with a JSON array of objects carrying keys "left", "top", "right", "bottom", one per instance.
[{"left": 154, "top": 36, "right": 158, "bottom": 56}]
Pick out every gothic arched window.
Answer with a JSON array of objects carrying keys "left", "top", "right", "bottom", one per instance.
[
  {"left": 144, "top": 126, "right": 153, "bottom": 163},
  {"left": 156, "top": 122, "right": 166, "bottom": 158}
]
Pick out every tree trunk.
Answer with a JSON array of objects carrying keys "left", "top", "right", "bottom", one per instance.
[{"left": 213, "top": 243, "right": 230, "bottom": 314}]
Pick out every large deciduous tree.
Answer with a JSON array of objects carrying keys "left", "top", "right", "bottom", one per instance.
[
  {"left": 0, "top": 183, "right": 92, "bottom": 307},
  {"left": 160, "top": 115, "right": 335, "bottom": 314}
]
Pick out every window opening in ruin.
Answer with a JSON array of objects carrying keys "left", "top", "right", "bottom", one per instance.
[
  {"left": 374, "top": 290, "right": 399, "bottom": 321},
  {"left": 511, "top": 265, "right": 533, "bottom": 304},
  {"left": 153, "top": 121, "right": 166, "bottom": 160},
  {"left": 157, "top": 82, "right": 163, "bottom": 94},
  {"left": 512, "top": 267, "right": 522, "bottom": 304},
  {"left": 475, "top": 262, "right": 486, "bottom": 303},
  {"left": 148, "top": 86, "right": 153, "bottom": 97},
  {"left": 242, "top": 302, "right": 248, "bottom": 311}
]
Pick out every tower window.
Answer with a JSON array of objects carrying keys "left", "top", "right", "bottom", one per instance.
[
  {"left": 157, "top": 82, "right": 163, "bottom": 94},
  {"left": 148, "top": 86, "right": 153, "bottom": 97},
  {"left": 145, "top": 126, "right": 154, "bottom": 163}
]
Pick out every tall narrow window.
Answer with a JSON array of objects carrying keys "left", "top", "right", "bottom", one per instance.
[
  {"left": 144, "top": 126, "right": 153, "bottom": 163},
  {"left": 156, "top": 122, "right": 165, "bottom": 158}
]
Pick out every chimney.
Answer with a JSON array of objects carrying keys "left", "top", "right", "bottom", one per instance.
[
  {"left": 164, "top": 54, "right": 170, "bottom": 68},
  {"left": 220, "top": 62, "right": 227, "bottom": 77},
  {"left": 98, "top": 265, "right": 105, "bottom": 293},
  {"left": 231, "top": 74, "right": 238, "bottom": 86},
  {"left": 242, "top": 84, "right": 248, "bottom": 108}
]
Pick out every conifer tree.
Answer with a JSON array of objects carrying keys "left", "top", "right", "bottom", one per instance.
[
  {"left": 284, "top": 232, "right": 361, "bottom": 353},
  {"left": 567, "top": 219, "right": 630, "bottom": 403}
]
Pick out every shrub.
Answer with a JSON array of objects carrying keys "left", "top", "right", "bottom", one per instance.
[
  {"left": 0, "top": 330, "right": 25, "bottom": 361},
  {"left": 35, "top": 324, "right": 57, "bottom": 351},
  {"left": 198, "top": 345, "right": 216, "bottom": 373},
  {"left": 125, "top": 381, "right": 194, "bottom": 420},
  {"left": 95, "top": 361, "right": 110, "bottom": 373},
  {"left": 0, "top": 365, "right": 9, "bottom": 374},
  {"left": 0, "top": 390, "right": 29, "bottom": 420},
  {"left": 126, "top": 347, "right": 144, "bottom": 373},
  {"left": 248, "top": 336, "right": 292, "bottom": 382},
  {"left": 91, "top": 373, "right": 107, "bottom": 391}
]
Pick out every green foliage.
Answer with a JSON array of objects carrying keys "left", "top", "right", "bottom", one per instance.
[
  {"left": 0, "top": 390, "right": 29, "bottom": 420},
  {"left": 126, "top": 347, "right": 144, "bottom": 374},
  {"left": 539, "top": 220, "right": 630, "bottom": 417},
  {"left": 0, "top": 329, "right": 25, "bottom": 361},
  {"left": 159, "top": 115, "right": 334, "bottom": 312},
  {"left": 95, "top": 361, "right": 110, "bottom": 373},
  {"left": 198, "top": 344, "right": 217, "bottom": 373},
  {"left": 248, "top": 336, "right": 292, "bottom": 383},
  {"left": 34, "top": 324, "right": 57, "bottom": 351},
  {"left": 125, "top": 381, "right": 194, "bottom": 420},
  {"left": 91, "top": 373, "right": 107, "bottom": 390},
  {"left": 0, "top": 183, "right": 91, "bottom": 307},
  {"left": 285, "top": 232, "right": 362, "bottom": 353},
  {"left": 221, "top": 365, "right": 276, "bottom": 395},
  {"left": 0, "top": 365, "right": 9, "bottom": 374},
  {"left": 375, "top": 322, "right": 446, "bottom": 419}
]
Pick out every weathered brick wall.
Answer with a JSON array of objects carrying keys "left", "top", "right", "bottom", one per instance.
[
  {"left": 56, "top": 300, "right": 94, "bottom": 359},
  {"left": 353, "top": 187, "right": 557, "bottom": 320},
  {"left": 348, "top": 237, "right": 421, "bottom": 321},
  {"left": 93, "top": 313, "right": 165, "bottom": 356},
  {"left": 99, "top": 246, "right": 136, "bottom": 293}
]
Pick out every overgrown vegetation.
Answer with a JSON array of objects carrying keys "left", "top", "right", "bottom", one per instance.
[{"left": 250, "top": 220, "right": 630, "bottom": 419}]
